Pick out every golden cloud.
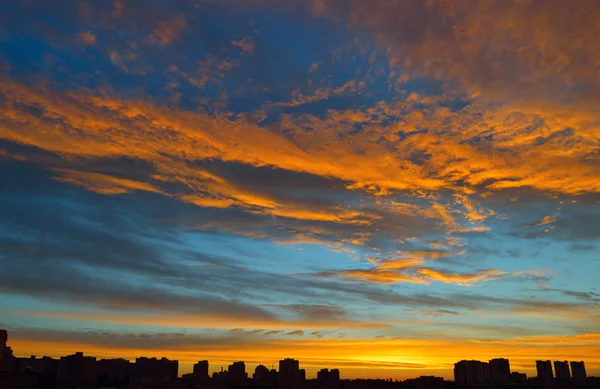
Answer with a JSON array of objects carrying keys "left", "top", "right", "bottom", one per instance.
[
  {"left": 1, "top": 76, "right": 599, "bottom": 247},
  {"left": 52, "top": 168, "right": 165, "bottom": 195},
  {"left": 315, "top": 266, "right": 507, "bottom": 286}
]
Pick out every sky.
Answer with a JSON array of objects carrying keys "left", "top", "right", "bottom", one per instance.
[{"left": 0, "top": 0, "right": 600, "bottom": 381}]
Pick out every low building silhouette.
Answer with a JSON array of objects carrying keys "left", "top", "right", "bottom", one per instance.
[
  {"left": 253, "top": 364, "right": 277, "bottom": 388},
  {"left": 298, "top": 369, "right": 306, "bottom": 389},
  {"left": 253, "top": 364, "right": 269, "bottom": 381},
  {"left": 268, "top": 368, "right": 279, "bottom": 388},
  {"left": 212, "top": 366, "right": 236, "bottom": 387},
  {"left": 317, "top": 368, "right": 340, "bottom": 389},
  {"left": 133, "top": 356, "right": 178, "bottom": 383},
  {"left": 16, "top": 356, "right": 58, "bottom": 376},
  {"left": 0, "top": 369, "right": 57, "bottom": 389},
  {"left": 510, "top": 372, "right": 527, "bottom": 384},
  {"left": 97, "top": 358, "right": 131, "bottom": 388},
  {"left": 56, "top": 352, "right": 98, "bottom": 389},
  {"left": 408, "top": 376, "right": 444, "bottom": 389}
]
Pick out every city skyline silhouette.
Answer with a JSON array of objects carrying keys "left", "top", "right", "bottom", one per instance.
[{"left": 1, "top": 329, "right": 596, "bottom": 384}]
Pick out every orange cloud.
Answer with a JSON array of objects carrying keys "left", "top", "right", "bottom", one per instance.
[
  {"left": 315, "top": 266, "right": 508, "bottom": 286},
  {"left": 152, "top": 163, "right": 377, "bottom": 224},
  {"left": 150, "top": 14, "right": 186, "bottom": 46},
  {"left": 79, "top": 31, "right": 96, "bottom": 45},
  {"left": 314, "top": 247, "right": 557, "bottom": 286},
  {"left": 1, "top": 76, "right": 599, "bottom": 255},
  {"left": 3, "top": 78, "right": 599, "bottom": 201},
  {"left": 534, "top": 216, "right": 557, "bottom": 228},
  {"left": 415, "top": 268, "right": 506, "bottom": 286},
  {"left": 316, "top": 268, "right": 428, "bottom": 285},
  {"left": 51, "top": 168, "right": 165, "bottom": 195},
  {"left": 231, "top": 36, "right": 255, "bottom": 54}
]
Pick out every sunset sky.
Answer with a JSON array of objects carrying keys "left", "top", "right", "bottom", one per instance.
[{"left": 1, "top": 0, "right": 600, "bottom": 380}]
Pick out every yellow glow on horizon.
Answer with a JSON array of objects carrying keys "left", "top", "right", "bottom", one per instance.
[{"left": 8, "top": 334, "right": 600, "bottom": 380}]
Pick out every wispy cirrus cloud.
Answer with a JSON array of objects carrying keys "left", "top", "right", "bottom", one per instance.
[
  {"left": 472, "top": 333, "right": 600, "bottom": 346},
  {"left": 51, "top": 168, "right": 166, "bottom": 195},
  {"left": 313, "top": 266, "right": 506, "bottom": 286},
  {"left": 420, "top": 310, "right": 464, "bottom": 317}
]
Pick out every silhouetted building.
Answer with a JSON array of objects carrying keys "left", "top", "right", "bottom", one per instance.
[
  {"left": 317, "top": 368, "right": 340, "bottom": 388},
  {"left": 570, "top": 361, "right": 586, "bottom": 379},
  {"left": 0, "top": 369, "right": 57, "bottom": 389},
  {"left": 1, "top": 349, "right": 16, "bottom": 374},
  {"left": 331, "top": 369, "right": 340, "bottom": 382},
  {"left": 536, "top": 360, "right": 554, "bottom": 380},
  {"left": 1, "top": 350, "right": 58, "bottom": 389},
  {"left": 0, "top": 330, "right": 6, "bottom": 371},
  {"left": 56, "top": 352, "right": 99, "bottom": 389},
  {"left": 97, "top": 358, "right": 131, "bottom": 387},
  {"left": 0, "top": 330, "right": 17, "bottom": 374},
  {"left": 254, "top": 364, "right": 269, "bottom": 380},
  {"left": 298, "top": 369, "right": 306, "bottom": 389},
  {"left": 553, "top": 361, "right": 570, "bottom": 379},
  {"left": 269, "top": 368, "right": 279, "bottom": 388},
  {"left": 279, "top": 358, "right": 300, "bottom": 389},
  {"left": 17, "top": 356, "right": 58, "bottom": 376},
  {"left": 489, "top": 358, "right": 511, "bottom": 384},
  {"left": 134, "top": 356, "right": 178, "bottom": 382},
  {"left": 228, "top": 361, "right": 247, "bottom": 385},
  {"left": 254, "top": 364, "right": 275, "bottom": 387},
  {"left": 317, "top": 369, "right": 330, "bottom": 386},
  {"left": 193, "top": 360, "right": 209, "bottom": 380},
  {"left": 454, "top": 360, "right": 489, "bottom": 386},
  {"left": 511, "top": 372, "right": 527, "bottom": 383},
  {"left": 408, "top": 376, "right": 444, "bottom": 389}
]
